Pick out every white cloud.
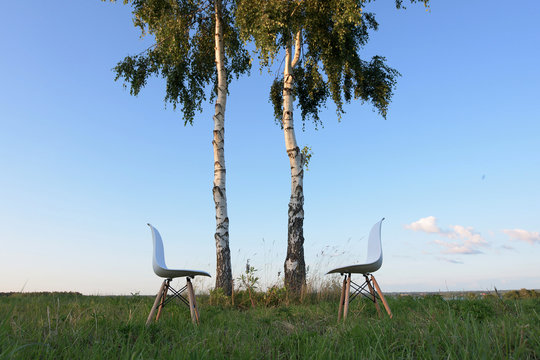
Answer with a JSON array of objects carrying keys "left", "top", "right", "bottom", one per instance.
[
  {"left": 448, "top": 225, "right": 488, "bottom": 246},
  {"left": 433, "top": 240, "right": 483, "bottom": 255},
  {"left": 405, "top": 216, "right": 488, "bottom": 255},
  {"left": 436, "top": 257, "right": 464, "bottom": 264},
  {"left": 404, "top": 216, "right": 444, "bottom": 234},
  {"left": 503, "top": 229, "right": 540, "bottom": 245}
]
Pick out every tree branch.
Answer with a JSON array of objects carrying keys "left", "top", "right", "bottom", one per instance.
[{"left": 291, "top": 30, "right": 302, "bottom": 68}]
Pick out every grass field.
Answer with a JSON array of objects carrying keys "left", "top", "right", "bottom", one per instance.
[{"left": 1, "top": 290, "right": 539, "bottom": 359}]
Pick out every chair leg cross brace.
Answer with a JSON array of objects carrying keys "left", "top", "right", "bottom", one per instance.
[
  {"left": 146, "top": 277, "right": 200, "bottom": 325},
  {"left": 160, "top": 283, "right": 189, "bottom": 308},
  {"left": 337, "top": 273, "right": 393, "bottom": 321}
]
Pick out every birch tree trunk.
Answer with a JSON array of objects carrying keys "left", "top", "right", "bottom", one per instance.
[
  {"left": 283, "top": 32, "right": 306, "bottom": 294},
  {"left": 213, "top": 0, "right": 232, "bottom": 295}
]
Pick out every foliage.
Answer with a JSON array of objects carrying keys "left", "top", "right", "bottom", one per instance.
[
  {"left": 300, "top": 145, "right": 313, "bottom": 170},
  {"left": 208, "top": 287, "right": 229, "bottom": 307},
  {"left": 503, "top": 288, "right": 540, "bottom": 300},
  {"left": 263, "top": 286, "right": 289, "bottom": 307},
  {"left": 237, "top": 260, "right": 260, "bottom": 307},
  {"left": 206, "top": 282, "right": 289, "bottom": 309},
  {"left": 108, "top": 0, "right": 251, "bottom": 124},
  {"left": 1, "top": 292, "right": 539, "bottom": 359},
  {"left": 268, "top": 65, "right": 328, "bottom": 129},
  {"left": 237, "top": 0, "right": 428, "bottom": 127},
  {"left": 238, "top": 260, "right": 260, "bottom": 291}
]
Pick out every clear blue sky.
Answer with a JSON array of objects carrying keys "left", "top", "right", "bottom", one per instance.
[{"left": 1, "top": 0, "right": 539, "bottom": 295}]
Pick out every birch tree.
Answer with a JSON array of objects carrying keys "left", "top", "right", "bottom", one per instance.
[
  {"left": 108, "top": 0, "right": 250, "bottom": 295},
  {"left": 236, "top": 0, "right": 428, "bottom": 294}
]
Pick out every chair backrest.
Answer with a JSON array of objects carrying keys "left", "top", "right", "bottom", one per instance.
[
  {"left": 365, "top": 218, "right": 385, "bottom": 266},
  {"left": 147, "top": 223, "right": 168, "bottom": 272}
]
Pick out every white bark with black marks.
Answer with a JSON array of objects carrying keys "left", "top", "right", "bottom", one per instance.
[
  {"left": 283, "top": 31, "right": 306, "bottom": 294},
  {"left": 213, "top": 0, "right": 232, "bottom": 296}
]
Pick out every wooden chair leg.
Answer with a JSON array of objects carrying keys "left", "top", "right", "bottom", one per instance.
[
  {"left": 371, "top": 275, "right": 393, "bottom": 318},
  {"left": 191, "top": 284, "right": 200, "bottom": 324},
  {"left": 343, "top": 274, "right": 351, "bottom": 320},
  {"left": 365, "top": 275, "right": 381, "bottom": 317},
  {"left": 186, "top": 278, "right": 199, "bottom": 324},
  {"left": 155, "top": 280, "right": 170, "bottom": 322},
  {"left": 146, "top": 280, "right": 167, "bottom": 326},
  {"left": 337, "top": 275, "right": 347, "bottom": 322}
]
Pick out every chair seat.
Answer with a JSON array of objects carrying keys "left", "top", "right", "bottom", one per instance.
[
  {"left": 327, "top": 261, "right": 380, "bottom": 275},
  {"left": 153, "top": 267, "right": 211, "bottom": 279}
]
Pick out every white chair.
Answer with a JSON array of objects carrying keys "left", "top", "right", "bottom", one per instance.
[
  {"left": 327, "top": 218, "right": 392, "bottom": 320},
  {"left": 146, "top": 223, "right": 211, "bottom": 325}
]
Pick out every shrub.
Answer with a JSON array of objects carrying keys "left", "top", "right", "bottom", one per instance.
[
  {"left": 209, "top": 288, "right": 229, "bottom": 307},
  {"left": 263, "top": 286, "right": 289, "bottom": 307},
  {"left": 503, "top": 288, "right": 540, "bottom": 300}
]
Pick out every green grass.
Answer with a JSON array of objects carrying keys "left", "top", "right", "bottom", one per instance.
[{"left": 1, "top": 292, "right": 539, "bottom": 359}]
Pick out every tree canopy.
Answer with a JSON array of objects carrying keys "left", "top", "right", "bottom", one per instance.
[
  {"left": 112, "top": 0, "right": 251, "bottom": 124},
  {"left": 237, "top": 0, "right": 429, "bottom": 127}
]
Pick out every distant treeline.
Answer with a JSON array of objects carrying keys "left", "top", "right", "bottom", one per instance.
[
  {"left": 501, "top": 288, "right": 540, "bottom": 300},
  {"left": 1, "top": 288, "right": 539, "bottom": 300},
  {"left": 0, "top": 291, "right": 83, "bottom": 297}
]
